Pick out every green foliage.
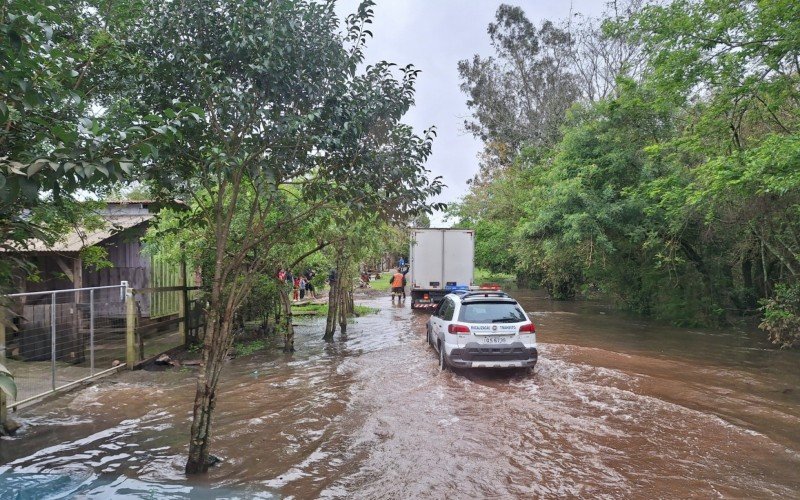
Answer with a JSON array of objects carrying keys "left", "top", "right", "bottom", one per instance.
[
  {"left": 411, "top": 212, "right": 431, "bottom": 228},
  {"left": 0, "top": 1, "right": 195, "bottom": 289},
  {"left": 473, "top": 219, "right": 515, "bottom": 275},
  {"left": 233, "top": 339, "right": 268, "bottom": 357},
  {"left": 0, "top": 362, "right": 16, "bottom": 399},
  {"left": 292, "top": 303, "right": 377, "bottom": 317},
  {"left": 454, "top": 0, "right": 800, "bottom": 342},
  {"left": 369, "top": 276, "right": 391, "bottom": 292},
  {"left": 473, "top": 268, "right": 515, "bottom": 285},
  {"left": 79, "top": 246, "right": 113, "bottom": 272},
  {"left": 760, "top": 285, "right": 800, "bottom": 349},
  {"left": 353, "top": 305, "right": 379, "bottom": 317}
]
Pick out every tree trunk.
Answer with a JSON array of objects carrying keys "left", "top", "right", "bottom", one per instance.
[
  {"left": 760, "top": 240, "right": 771, "bottom": 297},
  {"left": 273, "top": 293, "right": 281, "bottom": 326},
  {"left": 186, "top": 305, "right": 233, "bottom": 474},
  {"left": 337, "top": 254, "right": 354, "bottom": 334},
  {"left": 279, "top": 288, "right": 294, "bottom": 353},
  {"left": 742, "top": 258, "right": 754, "bottom": 293},
  {"left": 324, "top": 281, "right": 338, "bottom": 340},
  {"left": 338, "top": 277, "right": 348, "bottom": 335}
]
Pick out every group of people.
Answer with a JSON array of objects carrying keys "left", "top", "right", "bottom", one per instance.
[
  {"left": 278, "top": 256, "right": 409, "bottom": 304},
  {"left": 277, "top": 269, "right": 317, "bottom": 301}
]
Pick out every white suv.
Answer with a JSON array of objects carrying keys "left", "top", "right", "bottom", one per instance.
[{"left": 425, "top": 290, "right": 538, "bottom": 372}]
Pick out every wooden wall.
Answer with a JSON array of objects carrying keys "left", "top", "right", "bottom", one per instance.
[{"left": 18, "top": 303, "right": 85, "bottom": 362}]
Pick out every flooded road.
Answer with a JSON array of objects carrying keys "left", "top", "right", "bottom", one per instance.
[{"left": 2, "top": 289, "right": 800, "bottom": 498}]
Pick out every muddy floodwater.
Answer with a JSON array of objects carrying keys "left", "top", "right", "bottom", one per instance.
[{"left": 2, "top": 288, "right": 800, "bottom": 498}]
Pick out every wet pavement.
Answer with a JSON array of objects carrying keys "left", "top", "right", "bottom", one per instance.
[{"left": 1, "top": 289, "right": 800, "bottom": 498}]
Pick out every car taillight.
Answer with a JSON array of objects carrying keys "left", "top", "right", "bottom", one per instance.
[
  {"left": 448, "top": 324, "right": 470, "bottom": 334},
  {"left": 519, "top": 322, "right": 536, "bottom": 334}
]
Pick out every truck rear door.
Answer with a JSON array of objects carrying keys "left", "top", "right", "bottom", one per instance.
[
  {"left": 443, "top": 230, "right": 474, "bottom": 287},
  {"left": 411, "top": 229, "right": 444, "bottom": 288}
]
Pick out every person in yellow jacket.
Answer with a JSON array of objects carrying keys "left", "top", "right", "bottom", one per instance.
[{"left": 389, "top": 266, "right": 408, "bottom": 301}]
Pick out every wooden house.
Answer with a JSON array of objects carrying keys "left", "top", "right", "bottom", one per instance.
[{"left": 6, "top": 201, "right": 184, "bottom": 362}]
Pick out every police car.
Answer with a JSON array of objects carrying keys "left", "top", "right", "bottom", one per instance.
[{"left": 425, "top": 290, "right": 537, "bottom": 372}]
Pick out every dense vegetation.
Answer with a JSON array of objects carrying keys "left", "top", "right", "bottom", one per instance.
[{"left": 449, "top": 0, "right": 800, "bottom": 347}]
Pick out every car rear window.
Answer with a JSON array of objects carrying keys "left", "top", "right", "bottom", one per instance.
[{"left": 458, "top": 301, "right": 526, "bottom": 324}]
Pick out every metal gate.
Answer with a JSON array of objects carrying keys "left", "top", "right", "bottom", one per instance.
[{"left": 1, "top": 284, "right": 128, "bottom": 409}]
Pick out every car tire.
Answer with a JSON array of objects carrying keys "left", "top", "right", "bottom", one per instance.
[{"left": 438, "top": 342, "right": 447, "bottom": 372}]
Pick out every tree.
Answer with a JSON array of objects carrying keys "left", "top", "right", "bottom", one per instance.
[
  {"left": 454, "top": 0, "right": 800, "bottom": 337},
  {"left": 321, "top": 214, "right": 391, "bottom": 340},
  {"left": 120, "top": 0, "right": 442, "bottom": 473},
  {"left": 625, "top": 0, "right": 800, "bottom": 325},
  {"left": 458, "top": 5, "right": 579, "bottom": 155},
  {"left": 0, "top": 0, "right": 190, "bottom": 287},
  {"left": 567, "top": 0, "right": 646, "bottom": 101},
  {"left": 411, "top": 211, "right": 431, "bottom": 228}
]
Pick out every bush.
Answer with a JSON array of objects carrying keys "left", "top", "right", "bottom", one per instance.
[{"left": 759, "top": 285, "right": 800, "bottom": 349}]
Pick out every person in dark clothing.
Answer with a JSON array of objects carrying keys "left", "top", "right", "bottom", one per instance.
[{"left": 304, "top": 269, "right": 316, "bottom": 298}]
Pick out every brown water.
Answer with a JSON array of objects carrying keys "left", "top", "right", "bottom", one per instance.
[{"left": 1, "top": 289, "right": 799, "bottom": 498}]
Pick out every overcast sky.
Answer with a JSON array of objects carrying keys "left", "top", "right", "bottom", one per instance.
[{"left": 334, "top": 1, "right": 606, "bottom": 225}]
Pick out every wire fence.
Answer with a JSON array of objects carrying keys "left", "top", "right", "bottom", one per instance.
[
  {"left": 1, "top": 283, "right": 206, "bottom": 410},
  {"left": 1, "top": 285, "right": 128, "bottom": 409}
]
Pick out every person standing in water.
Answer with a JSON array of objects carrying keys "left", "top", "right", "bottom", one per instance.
[{"left": 390, "top": 266, "right": 409, "bottom": 301}]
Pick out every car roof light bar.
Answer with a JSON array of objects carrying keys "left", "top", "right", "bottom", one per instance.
[{"left": 460, "top": 291, "right": 509, "bottom": 299}]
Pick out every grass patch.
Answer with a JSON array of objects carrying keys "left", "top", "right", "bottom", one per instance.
[
  {"left": 291, "top": 303, "right": 378, "bottom": 317},
  {"left": 474, "top": 268, "right": 515, "bottom": 285},
  {"left": 368, "top": 274, "right": 392, "bottom": 291},
  {"left": 233, "top": 338, "right": 268, "bottom": 356},
  {"left": 353, "top": 305, "right": 379, "bottom": 316},
  {"left": 292, "top": 303, "right": 327, "bottom": 316},
  {"left": 370, "top": 269, "right": 516, "bottom": 291}
]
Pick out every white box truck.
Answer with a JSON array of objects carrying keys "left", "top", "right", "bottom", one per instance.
[{"left": 408, "top": 228, "right": 475, "bottom": 309}]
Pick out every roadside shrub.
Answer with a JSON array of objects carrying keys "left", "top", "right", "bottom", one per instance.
[{"left": 759, "top": 285, "right": 800, "bottom": 349}]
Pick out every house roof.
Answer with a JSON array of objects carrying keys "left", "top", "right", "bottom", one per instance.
[{"left": 12, "top": 213, "right": 154, "bottom": 254}]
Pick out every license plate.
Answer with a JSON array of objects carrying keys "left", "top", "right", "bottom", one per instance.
[{"left": 482, "top": 336, "right": 510, "bottom": 344}]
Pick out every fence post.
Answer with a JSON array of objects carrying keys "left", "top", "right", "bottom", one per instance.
[
  {"left": 178, "top": 254, "right": 188, "bottom": 346},
  {"left": 0, "top": 391, "right": 6, "bottom": 432},
  {"left": 72, "top": 257, "right": 82, "bottom": 364},
  {"left": 51, "top": 291, "right": 56, "bottom": 391},
  {"left": 1, "top": 307, "right": 7, "bottom": 428},
  {"left": 89, "top": 288, "right": 95, "bottom": 376},
  {"left": 0, "top": 306, "right": 6, "bottom": 363},
  {"left": 125, "top": 284, "right": 137, "bottom": 369}
]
